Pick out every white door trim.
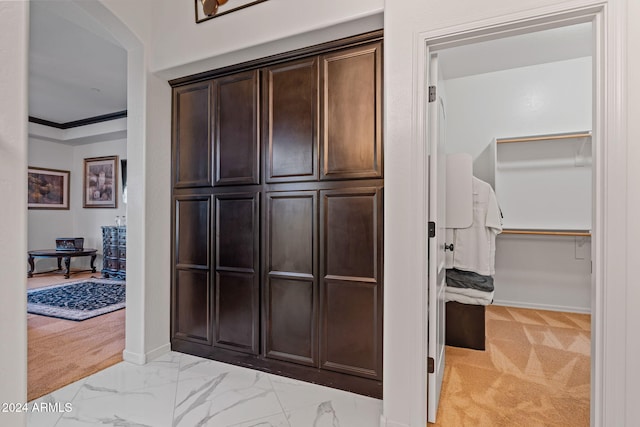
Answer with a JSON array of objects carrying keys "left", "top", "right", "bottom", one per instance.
[{"left": 407, "top": 2, "right": 627, "bottom": 426}]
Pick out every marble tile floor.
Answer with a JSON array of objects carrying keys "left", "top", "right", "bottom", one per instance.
[{"left": 27, "top": 351, "right": 382, "bottom": 427}]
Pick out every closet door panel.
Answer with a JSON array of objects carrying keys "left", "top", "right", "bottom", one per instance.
[
  {"left": 267, "top": 192, "right": 316, "bottom": 273},
  {"left": 214, "top": 70, "right": 260, "bottom": 186},
  {"left": 172, "top": 195, "right": 212, "bottom": 345},
  {"left": 320, "top": 187, "right": 382, "bottom": 380},
  {"left": 173, "top": 82, "right": 212, "bottom": 188},
  {"left": 266, "top": 277, "right": 315, "bottom": 365},
  {"left": 173, "top": 270, "right": 212, "bottom": 345},
  {"left": 320, "top": 42, "right": 382, "bottom": 180},
  {"left": 323, "top": 280, "right": 378, "bottom": 376},
  {"left": 175, "top": 197, "right": 211, "bottom": 267},
  {"left": 216, "top": 196, "right": 257, "bottom": 270},
  {"left": 263, "top": 59, "right": 318, "bottom": 182},
  {"left": 214, "top": 192, "right": 259, "bottom": 354},
  {"left": 215, "top": 271, "right": 259, "bottom": 353},
  {"left": 324, "top": 190, "right": 377, "bottom": 280},
  {"left": 264, "top": 191, "right": 317, "bottom": 365}
]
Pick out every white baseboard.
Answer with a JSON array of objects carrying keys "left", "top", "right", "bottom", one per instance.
[
  {"left": 492, "top": 299, "right": 591, "bottom": 314},
  {"left": 122, "top": 343, "right": 171, "bottom": 365},
  {"left": 122, "top": 349, "right": 146, "bottom": 365},
  {"left": 379, "top": 415, "right": 410, "bottom": 427},
  {"left": 145, "top": 343, "right": 171, "bottom": 362}
]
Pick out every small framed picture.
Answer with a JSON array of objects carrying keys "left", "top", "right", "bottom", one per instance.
[
  {"left": 83, "top": 156, "right": 118, "bottom": 209},
  {"left": 195, "top": 0, "right": 268, "bottom": 24},
  {"left": 28, "top": 167, "right": 70, "bottom": 210}
]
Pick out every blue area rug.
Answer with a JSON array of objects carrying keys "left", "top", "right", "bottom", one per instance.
[{"left": 27, "top": 278, "right": 125, "bottom": 321}]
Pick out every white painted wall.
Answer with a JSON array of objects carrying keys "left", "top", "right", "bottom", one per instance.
[
  {"left": 495, "top": 235, "right": 591, "bottom": 312},
  {"left": 442, "top": 57, "right": 592, "bottom": 312},
  {"left": 152, "top": 0, "right": 383, "bottom": 74},
  {"left": 72, "top": 138, "right": 127, "bottom": 265},
  {"left": 28, "top": 138, "right": 74, "bottom": 271},
  {"left": 0, "top": 1, "right": 29, "bottom": 425},
  {"left": 444, "top": 57, "right": 591, "bottom": 185},
  {"left": 27, "top": 136, "right": 127, "bottom": 272}
]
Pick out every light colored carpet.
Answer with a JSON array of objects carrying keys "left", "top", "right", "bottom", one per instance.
[{"left": 431, "top": 305, "right": 590, "bottom": 426}]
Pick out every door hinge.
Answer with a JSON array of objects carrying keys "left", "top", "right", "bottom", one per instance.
[
  {"left": 428, "top": 357, "right": 435, "bottom": 374},
  {"left": 428, "top": 221, "right": 436, "bottom": 238},
  {"left": 428, "top": 86, "right": 436, "bottom": 103}
]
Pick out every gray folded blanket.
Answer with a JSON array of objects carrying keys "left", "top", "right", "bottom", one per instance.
[{"left": 446, "top": 268, "right": 494, "bottom": 292}]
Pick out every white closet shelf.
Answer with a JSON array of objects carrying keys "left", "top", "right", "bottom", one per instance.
[
  {"left": 496, "top": 130, "right": 591, "bottom": 144},
  {"left": 501, "top": 228, "right": 591, "bottom": 237}
]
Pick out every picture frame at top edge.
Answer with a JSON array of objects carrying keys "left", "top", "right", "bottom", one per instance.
[{"left": 195, "top": 0, "right": 268, "bottom": 24}]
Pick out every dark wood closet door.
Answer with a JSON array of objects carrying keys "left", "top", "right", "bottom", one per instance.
[
  {"left": 263, "top": 58, "right": 318, "bottom": 183},
  {"left": 320, "top": 187, "right": 383, "bottom": 380},
  {"left": 170, "top": 31, "right": 384, "bottom": 399},
  {"left": 214, "top": 192, "right": 260, "bottom": 354},
  {"left": 172, "top": 195, "right": 213, "bottom": 345},
  {"left": 214, "top": 70, "right": 260, "bottom": 186},
  {"left": 172, "top": 82, "right": 212, "bottom": 188},
  {"left": 264, "top": 191, "right": 318, "bottom": 366},
  {"left": 320, "top": 42, "right": 382, "bottom": 180}
]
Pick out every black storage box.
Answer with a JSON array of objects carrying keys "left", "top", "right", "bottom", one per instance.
[
  {"left": 56, "top": 237, "right": 84, "bottom": 251},
  {"left": 445, "top": 301, "right": 486, "bottom": 350}
]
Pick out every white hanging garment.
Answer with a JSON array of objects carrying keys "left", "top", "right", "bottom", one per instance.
[{"left": 452, "top": 177, "right": 502, "bottom": 276}]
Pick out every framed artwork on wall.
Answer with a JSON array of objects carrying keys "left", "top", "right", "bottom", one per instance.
[
  {"left": 195, "top": 0, "right": 268, "bottom": 23},
  {"left": 83, "top": 155, "right": 118, "bottom": 209},
  {"left": 28, "top": 167, "right": 70, "bottom": 210}
]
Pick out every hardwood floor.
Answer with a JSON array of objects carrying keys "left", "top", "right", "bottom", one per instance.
[{"left": 27, "top": 271, "right": 125, "bottom": 401}]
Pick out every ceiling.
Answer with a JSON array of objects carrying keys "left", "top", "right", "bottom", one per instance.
[
  {"left": 437, "top": 22, "right": 592, "bottom": 80},
  {"left": 28, "top": 1, "right": 127, "bottom": 125}
]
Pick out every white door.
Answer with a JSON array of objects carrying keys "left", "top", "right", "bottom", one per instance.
[{"left": 427, "top": 52, "right": 447, "bottom": 423}]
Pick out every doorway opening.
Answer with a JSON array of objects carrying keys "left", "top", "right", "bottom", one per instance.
[
  {"left": 424, "top": 11, "right": 600, "bottom": 425},
  {"left": 26, "top": 0, "right": 133, "bottom": 401}
]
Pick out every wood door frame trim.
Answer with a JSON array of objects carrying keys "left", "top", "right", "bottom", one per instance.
[{"left": 408, "top": 4, "right": 612, "bottom": 426}]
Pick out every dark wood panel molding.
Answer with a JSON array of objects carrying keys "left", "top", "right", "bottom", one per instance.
[
  {"left": 214, "top": 70, "right": 260, "bottom": 186},
  {"left": 29, "top": 110, "right": 127, "bottom": 130},
  {"left": 320, "top": 42, "right": 383, "bottom": 180},
  {"left": 173, "top": 82, "right": 213, "bottom": 188},
  {"left": 264, "top": 191, "right": 318, "bottom": 366},
  {"left": 173, "top": 269, "right": 213, "bottom": 345},
  {"left": 215, "top": 271, "right": 259, "bottom": 354},
  {"left": 263, "top": 58, "right": 318, "bottom": 182},
  {"left": 214, "top": 191, "right": 260, "bottom": 354},
  {"left": 321, "top": 279, "right": 380, "bottom": 378},
  {"left": 320, "top": 187, "right": 383, "bottom": 380},
  {"left": 172, "top": 194, "right": 213, "bottom": 346},
  {"left": 175, "top": 196, "right": 211, "bottom": 267}
]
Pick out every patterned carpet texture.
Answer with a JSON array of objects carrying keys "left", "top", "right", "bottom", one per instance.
[
  {"left": 432, "top": 305, "right": 590, "bottom": 427},
  {"left": 27, "top": 278, "right": 126, "bottom": 321}
]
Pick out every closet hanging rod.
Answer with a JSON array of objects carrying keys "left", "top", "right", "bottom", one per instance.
[
  {"left": 502, "top": 229, "right": 591, "bottom": 237},
  {"left": 496, "top": 131, "right": 591, "bottom": 144}
]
